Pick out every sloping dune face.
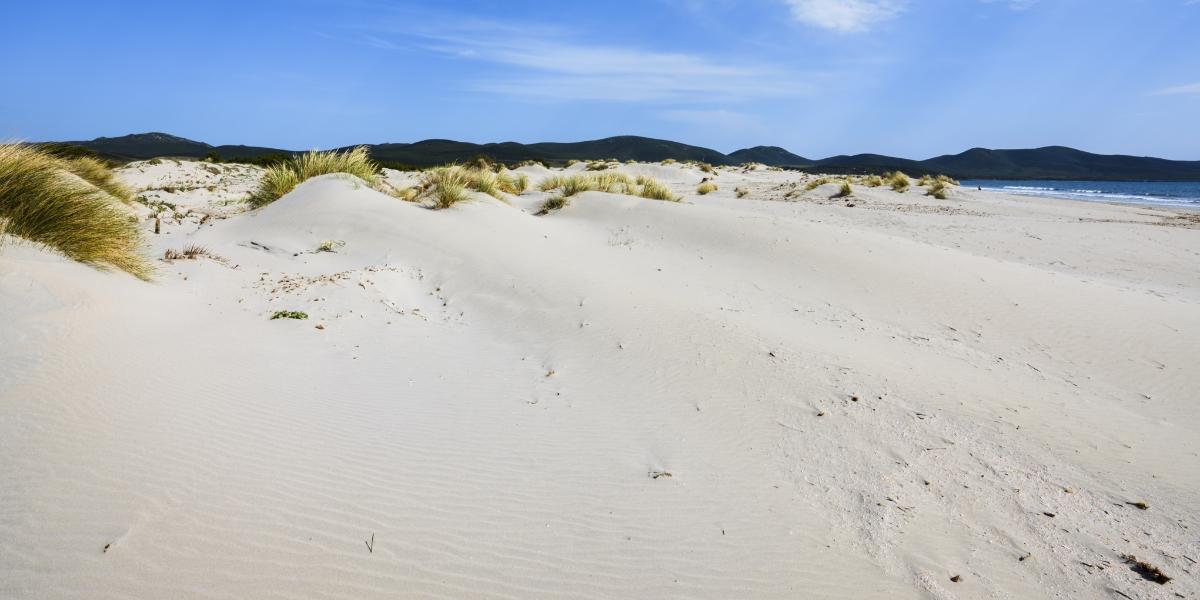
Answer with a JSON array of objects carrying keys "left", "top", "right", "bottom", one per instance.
[{"left": 2, "top": 167, "right": 1199, "bottom": 599}]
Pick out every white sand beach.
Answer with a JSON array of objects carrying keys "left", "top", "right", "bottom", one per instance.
[{"left": 2, "top": 160, "right": 1198, "bottom": 599}]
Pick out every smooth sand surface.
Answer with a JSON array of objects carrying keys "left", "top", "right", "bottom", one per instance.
[{"left": 2, "top": 162, "right": 1198, "bottom": 599}]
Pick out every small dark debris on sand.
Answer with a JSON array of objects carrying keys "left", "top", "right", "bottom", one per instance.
[
  {"left": 1122, "top": 555, "right": 1171, "bottom": 584},
  {"left": 649, "top": 470, "right": 673, "bottom": 480},
  {"left": 1043, "top": 512, "right": 1056, "bottom": 518},
  {"left": 1126, "top": 501, "right": 1149, "bottom": 510},
  {"left": 950, "top": 575, "right": 962, "bottom": 583},
  {"left": 103, "top": 543, "right": 111, "bottom": 553}
]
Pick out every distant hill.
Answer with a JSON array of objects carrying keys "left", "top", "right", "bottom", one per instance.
[
  {"left": 53, "top": 133, "right": 1200, "bottom": 180},
  {"left": 727, "top": 146, "right": 810, "bottom": 166}
]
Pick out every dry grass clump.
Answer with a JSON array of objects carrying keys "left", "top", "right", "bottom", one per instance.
[
  {"left": 0, "top": 143, "right": 150, "bottom": 278},
  {"left": 917, "top": 174, "right": 935, "bottom": 187},
  {"left": 63, "top": 156, "right": 133, "bottom": 202},
  {"left": 538, "top": 172, "right": 678, "bottom": 213},
  {"left": 660, "top": 158, "right": 677, "bottom": 165},
  {"left": 864, "top": 175, "right": 884, "bottom": 187},
  {"left": 804, "top": 177, "right": 832, "bottom": 191},
  {"left": 163, "top": 244, "right": 211, "bottom": 261},
  {"left": 248, "top": 146, "right": 379, "bottom": 207},
  {"left": 415, "top": 164, "right": 531, "bottom": 208},
  {"left": 586, "top": 160, "right": 616, "bottom": 171},
  {"left": 886, "top": 171, "right": 910, "bottom": 193},
  {"left": 832, "top": 182, "right": 853, "bottom": 198},
  {"left": 936, "top": 174, "right": 960, "bottom": 186},
  {"left": 926, "top": 180, "right": 949, "bottom": 199},
  {"left": 696, "top": 182, "right": 719, "bottom": 195},
  {"left": 636, "top": 176, "right": 677, "bottom": 201},
  {"left": 497, "top": 171, "right": 529, "bottom": 194},
  {"left": 432, "top": 182, "right": 469, "bottom": 209}
]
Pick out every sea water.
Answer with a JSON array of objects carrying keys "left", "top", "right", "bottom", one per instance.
[{"left": 961, "top": 180, "right": 1200, "bottom": 209}]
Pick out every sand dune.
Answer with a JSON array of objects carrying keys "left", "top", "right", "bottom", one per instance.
[{"left": 2, "top": 162, "right": 1198, "bottom": 599}]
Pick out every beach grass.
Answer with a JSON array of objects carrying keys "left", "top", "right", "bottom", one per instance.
[
  {"left": 696, "top": 182, "right": 718, "bottom": 195},
  {"left": 887, "top": 171, "right": 910, "bottom": 193},
  {"left": 833, "top": 182, "right": 853, "bottom": 198},
  {"left": 538, "top": 172, "right": 677, "bottom": 212},
  {"left": 248, "top": 146, "right": 379, "bottom": 207},
  {"left": 0, "top": 143, "right": 150, "bottom": 278}
]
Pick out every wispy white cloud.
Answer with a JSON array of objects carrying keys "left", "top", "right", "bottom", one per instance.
[
  {"left": 368, "top": 20, "right": 811, "bottom": 102},
  {"left": 1149, "top": 82, "right": 1200, "bottom": 96},
  {"left": 783, "top": 0, "right": 907, "bottom": 33},
  {"left": 979, "top": 0, "right": 1041, "bottom": 10}
]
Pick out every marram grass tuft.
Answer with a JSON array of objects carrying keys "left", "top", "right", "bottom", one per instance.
[{"left": 0, "top": 143, "right": 150, "bottom": 278}]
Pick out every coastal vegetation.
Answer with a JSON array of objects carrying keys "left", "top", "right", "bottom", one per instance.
[
  {"left": 248, "top": 146, "right": 379, "bottom": 207},
  {"left": 538, "top": 172, "right": 678, "bottom": 213},
  {"left": 0, "top": 143, "right": 150, "bottom": 278}
]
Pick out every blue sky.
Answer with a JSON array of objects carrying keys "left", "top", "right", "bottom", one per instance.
[{"left": 2, "top": 0, "right": 1198, "bottom": 159}]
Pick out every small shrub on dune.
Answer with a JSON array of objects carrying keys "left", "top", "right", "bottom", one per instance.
[
  {"left": 832, "top": 182, "right": 853, "bottom": 198},
  {"left": 888, "top": 171, "right": 910, "bottom": 193},
  {"left": 927, "top": 181, "right": 949, "bottom": 199},
  {"left": 538, "top": 195, "right": 568, "bottom": 214},
  {"left": 387, "top": 185, "right": 419, "bottom": 202},
  {"left": 0, "top": 144, "right": 149, "bottom": 278},
  {"left": 917, "top": 174, "right": 935, "bottom": 187},
  {"left": 433, "top": 182, "right": 469, "bottom": 209},
  {"left": 696, "top": 182, "right": 718, "bottom": 195},
  {"left": 661, "top": 158, "right": 677, "bottom": 165},
  {"left": 586, "top": 160, "right": 614, "bottom": 171},
  {"left": 497, "top": 172, "right": 529, "bottom": 194},
  {"left": 697, "top": 162, "right": 716, "bottom": 174},
  {"left": 636, "top": 176, "right": 678, "bottom": 201},
  {"left": 248, "top": 146, "right": 379, "bottom": 207},
  {"left": 936, "top": 174, "right": 960, "bottom": 186},
  {"left": 864, "top": 175, "right": 884, "bottom": 187}
]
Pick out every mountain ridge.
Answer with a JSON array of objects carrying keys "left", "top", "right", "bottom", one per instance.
[{"left": 54, "top": 133, "right": 1200, "bottom": 181}]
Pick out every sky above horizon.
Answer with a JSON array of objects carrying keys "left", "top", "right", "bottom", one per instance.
[{"left": 2, "top": 0, "right": 1198, "bottom": 160}]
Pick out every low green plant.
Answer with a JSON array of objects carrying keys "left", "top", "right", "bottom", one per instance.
[
  {"left": 270, "top": 310, "right": 308, "bottom": 320},
  {"left": 696, "top": 182, "right": 718, "bottom": 195},
  {"left": 0, "top": 143, "right": 150, "bottom": 278}
]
